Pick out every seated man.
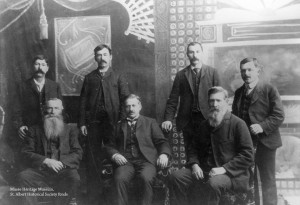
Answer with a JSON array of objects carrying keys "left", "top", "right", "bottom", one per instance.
[
  {"left": 18, "top": 98, "right": 83, "bottom": 205},
  {"left": 104, "top": 94, "right": 171, "bottom": 205},
  {"left": 168, "top": 86, "right": 254, "bottom": 205}
]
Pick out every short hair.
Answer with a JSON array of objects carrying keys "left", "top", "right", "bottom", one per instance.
[
  {"left": 32, "top": 54, "right": 48, "bottom": 65},
  {"left": 187, "top": 42, "right": 203, "bottom": 53},
  {"left": 45, "top": 98, "right": 64, "bottom": 109},
  {"left": 124, "top": 94, "right": 141, "bottom": 104},
  {"left": 208, "top": 86, "right": 228, "bottom": 99},
  {"left": 94, "top": 44, "right": 112, "bottom": 55},
  {"left": 240, "top": 57, "right": 260, "bottom": 69}
]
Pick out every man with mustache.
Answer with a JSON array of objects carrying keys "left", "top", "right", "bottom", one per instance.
[
  {"left": 169, "top": 86, "right": 254, "bottom": 205},
  {"left": 162, "top": 42, "right": 221, "bottom": 157},
  {"left": 232, "top": 58, "right": 285, "bottom": 205},
  {"left": 18, "top": 98, "right": 83, "bottom": 205},
  {"left": 79, "top": 44, "right": 129, "bottom": 204},
  {"left": 13, "top": 55, "right": 63, "bottom": 139},
  {"left": 104, "top": 94, "right": 171, "bottom": 205}
]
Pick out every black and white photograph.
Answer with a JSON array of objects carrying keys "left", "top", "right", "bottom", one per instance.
[{"left": 0, "top": 0, "right": 300, "bottom": 205}]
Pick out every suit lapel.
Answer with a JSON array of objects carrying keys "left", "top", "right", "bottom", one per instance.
[
  {"left": 250, "top": 81, "right": 263, "bottom": 104},
  {"left": 30, "top": 78, "right": 40, "bottom": 95},
  {"left": 200, "top": 64, "right": 207, "bottom": 79},
  {"left": 40, "top": 129, "right": 48, "bottom": 155},
  {"left": 122, "top": 121, "right": 128, "bottom": 151},
  {"left": 44, "top": 79, "right": 51, "bottom": 99},
  {"left": 135, "top": 116, "right": 143, "bottom": 141},
  {"left": 184, "top": 66, "right": 195, "bottom": 94},
  {"left": 58, "top": 125, "right": 68, "bottom": 152},
  {"left": 236, "top": 86, "right": 245, "bottom": 112}
]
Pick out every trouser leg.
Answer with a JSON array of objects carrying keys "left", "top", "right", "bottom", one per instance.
[
  {"left": 55, "top": 168, "right": 80, "bottom": 205},
  {"left": 206, "top": 174, "right": 232, "bottom": 205},
  {"left": 114, "top": 162, "right": 135, "bottom": 205},
  {"left": 135, "top": 161, "right": 156, "bottom": 205},
  {"left": 256, "top": 142, "right": 277, "bottom": 205},
  {"left": 18, "top": 168, "right": 48, "bottom": 205},
  {"left": 168, "top": 168, "right": 194, "bottom": 205},
  {"left": 86, "top": 122, "right": 112, "bottom": 205}
]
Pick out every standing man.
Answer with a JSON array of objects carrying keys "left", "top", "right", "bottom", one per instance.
[
  {"left": 13, "top": 55, "right": 63, "bottom": 139},
  {"left": 104, "top": 94, "right": 171, "bottom": 205},
  {"left": 18, "top": 98, "right": 82, "bottom": 205},
  {"left": 232, "top": 58, "right": 285, "bottom": 205},
  {"left": 162, "top": 42, "right": 221, "bottom": 155},
  {"left": 79, "top": 44, "right": 129, "bottom": 204},
  {"left": 169, "top": 87, "right": 254, "bottom": 205}
]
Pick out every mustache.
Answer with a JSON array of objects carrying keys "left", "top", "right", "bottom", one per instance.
[
  {"left": 35, "top": 69, "right": 45, "bottom": 74},
  {"left": 44, "top": 114, "right": 63, "bottom": 120}
]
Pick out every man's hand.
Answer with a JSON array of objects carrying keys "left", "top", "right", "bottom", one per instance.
[
  {"left": 162, "top": 121, "right": 172, "bottom": 132},
  {"left": 157, "top": 154, "right": 169, "bottom": 169},
  {"left": 18, "top": 126, "right": 28, "bottom": 139},
  {"left": 80, "top": 125, "right": 88, "bottom": 136},
  {"left": 250, "top": 124, "right": 263, "bottom": 135},
  {"left": 113, "top": 154, "right": 127, "bottom": 166},
  {"left": 209, "top": 167, "right": 226, "bottom": 177},
  {"left": 192, "top": 164, "right": 204, "bottom": 180},
  {"left": 43, "top": 158, "right": 64, "bottom": 173}
]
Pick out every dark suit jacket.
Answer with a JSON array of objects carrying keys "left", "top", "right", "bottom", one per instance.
[
  {"left": 13, "top": 78, "right": 62, "bottom": 129},
  {"left": 188, "top": 112, "right": 254, "bottom": 192},
  {"left": 104, "top": 115, "right": 171, "bottom": 166},
  {"left": 78, "top": 68, "right": 129, "bottom": 127},
  {"left": 164, "top": 64, "right": 220, "bottom": 131},
  {"left": 232, "top": 81, "right": 285, "bottom": 149},
  {"left": 22, "top": 124, "right": 83, "bottom": 169}
]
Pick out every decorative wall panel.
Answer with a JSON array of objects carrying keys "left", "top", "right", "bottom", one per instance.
[
  {"left": 55, "top": 16, "right": 111, "bottom": 96},
  {"left": 168, "top": 0, "right": 217, "bottom": 81}
]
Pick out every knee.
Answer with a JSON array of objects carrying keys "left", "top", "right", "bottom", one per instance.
[
  {"left": 207, "top": 178, "right": 221, "bottom": 192},
  {"left": 114, "top": 173, "right": 131, "bottom": 185},
  {"left": 138, "top": 173, "right": 155, "bottom": 185},
  {"left": 168, "top": 170, "right": 185, "bottom": 185},
  {"left": 18, "top": 170, "right": 33, "bottom": 185},
  {"left": 67, "top": 170, "right": 80, "bottom": 183}
]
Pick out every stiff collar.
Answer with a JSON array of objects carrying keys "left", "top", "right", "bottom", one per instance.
[
  {"left": 245, "top": 79, "right": 259, "bottom": 90},
  {"left": 33, "top": 78, "right": 45, "bottom": 91}
]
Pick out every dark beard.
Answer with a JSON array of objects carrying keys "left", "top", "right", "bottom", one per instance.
[
  {"left": 43, "top": 114, "right": 64, "bottom": 140},
  {"left": 208, "top": 107, "right": 228, "bottom": 127}
]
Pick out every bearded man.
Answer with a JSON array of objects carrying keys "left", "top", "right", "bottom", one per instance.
[
  {"left": 168, "top": 86, "right": 254, "bottom": 205},
  {"left": 18, "top": 98, "right": 82, "bottom": 205}
]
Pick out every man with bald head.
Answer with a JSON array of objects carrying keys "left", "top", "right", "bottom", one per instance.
[{"left": 18, "top": 98, "right": 83, "bottom": 205}]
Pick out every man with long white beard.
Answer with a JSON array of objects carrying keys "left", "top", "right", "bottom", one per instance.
[
  {"left": 18, "top": 98, "right": 82, "bottom": 205},
  {"left": 168, "top": 86, "right": 254, "bottom": 205}
]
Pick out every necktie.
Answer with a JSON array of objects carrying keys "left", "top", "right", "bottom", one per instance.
[
  {"left": 193, "top": 68, "right": 200, "bottom": 75},
  {"left": 100, "top": 72, "right": 105, "bottom": 77},
  {"left": 245, "top": 85, "right": 251, "bottom": 95}
]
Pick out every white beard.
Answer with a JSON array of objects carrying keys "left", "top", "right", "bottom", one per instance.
[
  {"left": 43, "top": 114, "right": 64, "bottom": 140},
  {"left": 208, "top": 107, "right": 228, "bottom": 127}
]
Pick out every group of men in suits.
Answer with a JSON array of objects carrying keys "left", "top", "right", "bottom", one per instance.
[{"left": 13, "top": 41, "right": 284, "bottom": 205}]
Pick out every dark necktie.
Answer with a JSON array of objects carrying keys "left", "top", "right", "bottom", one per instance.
[
  {"left": 126, "top": 118, "right": 138, "bottom": 157},
  {"left": 193, "top": 68, "right": 200, "bottom": 75},
  {"left": 100, "top": 72, "right": 105, "bottom": 77}
]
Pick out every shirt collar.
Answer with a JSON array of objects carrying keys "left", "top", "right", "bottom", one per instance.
[
  {"left": 33, "top": 78, "right": 45, "bottom": 87},
  {"left": 190, "top": 64, "right": 202, "bottom": 71},
  {"left": 245, "top": 79, "right": 259, "bottom": 90},
  {"left": 126, "top": 115, "right": 139, "bottom": 122}
]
